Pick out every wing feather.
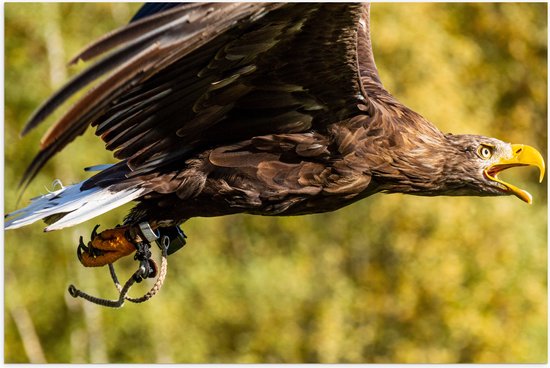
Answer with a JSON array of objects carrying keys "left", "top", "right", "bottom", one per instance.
[
  {"left": 21, "top": 3, "right": 381, "bottom": 192},
  {"left": 68, "top": 3, "right": 192, "bottom": 64},
  {"left": 20, "top": 3, "right": 278, "bottom": 189}
]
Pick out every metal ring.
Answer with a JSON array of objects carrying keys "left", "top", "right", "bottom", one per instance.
[
  {"left": 161, "top": 235, "right": 170, "bottom": 250},
  {"left": 138, "top": 222, "right": 159, "bottom": 243}
]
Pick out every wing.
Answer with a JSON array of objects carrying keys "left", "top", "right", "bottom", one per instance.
[{"left": 20, "top": 3, "right": 381, "bottom": 189}]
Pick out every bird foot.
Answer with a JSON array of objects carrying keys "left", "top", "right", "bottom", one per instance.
[
  {"left": 69, "top": 223, "right": 187, "bottom": 307},
  {"left": 77, "top": 225, "right": 136, "bottom": 267}
]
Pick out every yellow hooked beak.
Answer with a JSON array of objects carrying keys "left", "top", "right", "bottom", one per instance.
[{"left": 484, "top": 144, "right": 545, "bottom": 204}]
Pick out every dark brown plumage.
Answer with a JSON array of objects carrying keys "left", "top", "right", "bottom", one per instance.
[{"left": 5, "top": 3, "right": 544, "bottom": 247}]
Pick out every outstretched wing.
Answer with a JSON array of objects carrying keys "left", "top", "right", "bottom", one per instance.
[{"left": 20, "top": 3, "right": 381, "bottom": 189}]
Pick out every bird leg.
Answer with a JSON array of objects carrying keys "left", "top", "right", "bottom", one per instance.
[{"left": 77, "top": 225, "right": 137, "bottom": 267}]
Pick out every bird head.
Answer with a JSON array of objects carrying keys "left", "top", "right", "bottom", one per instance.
[{"left": 444, "top": 134, "right": 545, "bottom": 204}]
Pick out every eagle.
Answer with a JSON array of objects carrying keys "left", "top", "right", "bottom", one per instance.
[{"left": 5, "top": 3, "right": 545, "bottom": 270}]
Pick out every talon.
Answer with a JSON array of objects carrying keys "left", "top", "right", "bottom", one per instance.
[
  {"left": 77, "top": 226, "right": 137, "bottom": 267},
  {"left": 77, "top": 236, "right": 87, "bottom": 262},
  {"left": 78, "top": 236, "right": 87, "bottom": 251},
  {"left": 90, "top": 224, "right": 101, "bottom": 240}
]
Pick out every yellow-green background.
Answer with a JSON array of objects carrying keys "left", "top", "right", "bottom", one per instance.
[{"left": 4, "top": 3, "right": 547, "bottom": 363}]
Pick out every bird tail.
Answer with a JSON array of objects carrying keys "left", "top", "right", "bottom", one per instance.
[{"left": 5, "top": 180, "right": 145, "bottom": 231}]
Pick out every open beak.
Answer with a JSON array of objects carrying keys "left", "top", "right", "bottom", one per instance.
[{"left": 484, "top": 144, "right": 545, "bottom": 204}]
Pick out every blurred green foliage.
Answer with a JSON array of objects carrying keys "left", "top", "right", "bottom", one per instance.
[{"left": 4, "top": 3, "right": 547, "bottom": 363}]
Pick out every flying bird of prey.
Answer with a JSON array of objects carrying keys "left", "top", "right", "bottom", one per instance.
[{"left": 5, "top": 3, "right": 545, "bottom": 272}]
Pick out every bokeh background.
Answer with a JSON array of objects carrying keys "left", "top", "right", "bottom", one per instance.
[{"left": 4, "top": 3, "right": 547, "bottom": 363}]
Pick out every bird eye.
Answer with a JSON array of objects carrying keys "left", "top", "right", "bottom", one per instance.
[{"left": 477, "top": 145, "right": 493, "bottom": 159}]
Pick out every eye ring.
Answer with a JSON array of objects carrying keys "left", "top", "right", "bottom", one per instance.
[{"left": 477, "top": 145, "right": 493, "bottom": 159}]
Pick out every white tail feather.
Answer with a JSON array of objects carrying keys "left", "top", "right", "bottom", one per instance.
[{"left": 5, "top": 181, "right": 145, "bottom": 231}]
